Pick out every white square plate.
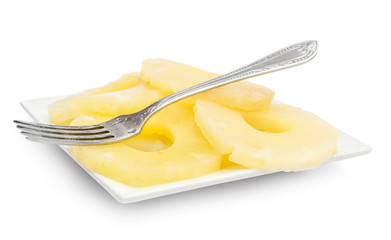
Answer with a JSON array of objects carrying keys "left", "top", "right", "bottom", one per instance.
[{"left": 21, "top": 97, "right": 371, "bottom": 203}]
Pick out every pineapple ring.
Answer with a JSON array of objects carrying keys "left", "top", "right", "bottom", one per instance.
[
  {"left": 141, "top": 58, "right": 275, "bottom": 110},
  {"left": 49, "top": 72, "right": 165, "bottom": 125},
  {"left": 68, "top": 104, "right": 222, "bottom": 187},
  {"left": 194, "top": 99, "right": 338, "bottom": 171}
]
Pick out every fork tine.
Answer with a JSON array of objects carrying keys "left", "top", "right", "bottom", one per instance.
[
  {"left": 16, "top": 125, "right": 109, "bottom": 135},
  {"left": 20, "top": 130, "right": 114, "bottom": 141},
  {"left": 13, "top": 120, "right": 104, "bottom": 131}
]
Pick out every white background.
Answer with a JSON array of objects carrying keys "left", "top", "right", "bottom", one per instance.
[{"left": 1, "top": 0, "right": 390, "bottom": 239}]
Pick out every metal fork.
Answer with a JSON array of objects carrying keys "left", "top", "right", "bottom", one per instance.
[{"left": 14, "top": 40, "right": 318, "bottom": 145}]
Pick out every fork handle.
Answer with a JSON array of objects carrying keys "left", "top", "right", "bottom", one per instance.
[{"left": 148, "top": 40, "right": 318, "bottom": 114}]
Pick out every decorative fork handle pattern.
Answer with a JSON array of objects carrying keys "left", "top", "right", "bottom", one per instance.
[{"left": 147, "top": 40, "right": 318, "bottom": 115}]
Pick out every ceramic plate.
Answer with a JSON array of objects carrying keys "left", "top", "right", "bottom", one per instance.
[{"left": 20, "top": 97, "right": 371, "bottom": 203}]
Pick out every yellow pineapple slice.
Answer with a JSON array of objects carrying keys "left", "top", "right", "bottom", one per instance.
[
  {"left": 194, "top": 99, "right": 338, "bottom": 171},
  {"left": 49, "top": 73, "right": 166, "bottom": 125},
  {"left": 221, "top": 155, "right": 247, "bottom": 170},
  {"left": 68, "top": 103, "right": 222, "bottom": 187},
  {"left": 141, "top": 58, "right": 274, "bottom": 110}
]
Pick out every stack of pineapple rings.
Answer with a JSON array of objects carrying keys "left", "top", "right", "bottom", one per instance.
[{"left": 49, "top": 59, "right": 338, "bottom": 187}]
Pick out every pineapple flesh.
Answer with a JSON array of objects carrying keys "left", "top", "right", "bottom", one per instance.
[
  {"left": 49, "top": 73, "right": 166, "bottom": 125},
  {"left": 194, "top": 99, "right": 338, "bottom": 171},
  {"left": 68, "top": 103, "right": 222, "bottom": 187},
  {"left": 142, "top": 58, "right": 274, "bottom": 110}
]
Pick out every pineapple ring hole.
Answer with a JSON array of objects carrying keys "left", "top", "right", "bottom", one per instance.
[
  {"left": 124, "top": 132, "right": 173, "bottom": 152},
  {"left": 242, "top": 113, "right": 294, "bottom": 133}
]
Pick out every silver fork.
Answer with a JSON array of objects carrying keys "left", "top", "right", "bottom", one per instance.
[{"left": 14, "top": 40, "right": 318, "bottom": 145}]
